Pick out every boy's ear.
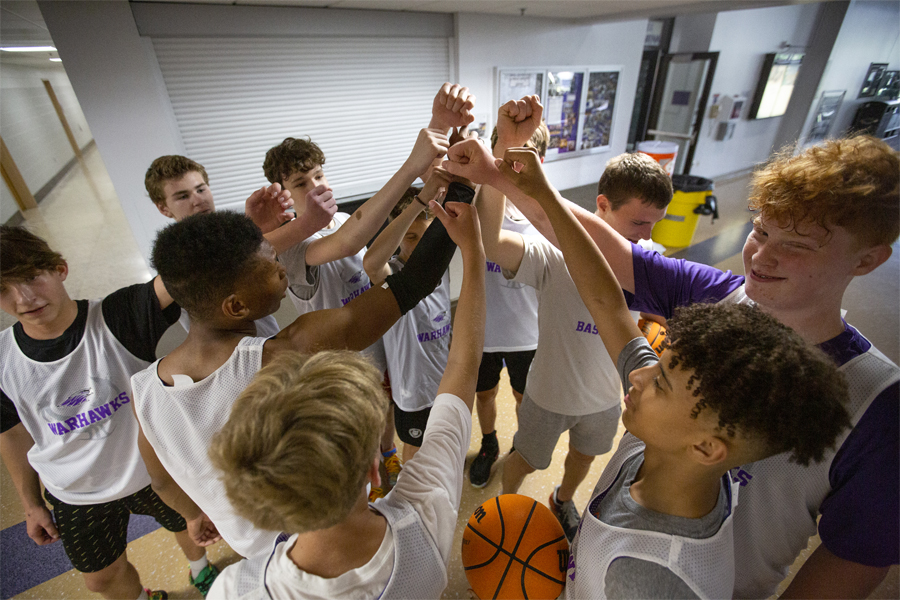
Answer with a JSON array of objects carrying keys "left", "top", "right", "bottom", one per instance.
[
  {"left": 154, "top": 201, "right": 175, "bottom": 219},
  {"left": 596, "top": 194, "right": 611, "bottom": 216},
  {"left": 852, "top": 244, "right": 892, "bottom": 276},
  {"left": 690, "top": 435, "right": 729, "bottom": 467},
  {"left": 368, "top": 455, "right": 381, "bottom": 489},
  {"left": 221, "top": 294, "right": 251, "bottom": 320},
  {"left": 55, "top": 262, "right": 69, "bottom": 282}
]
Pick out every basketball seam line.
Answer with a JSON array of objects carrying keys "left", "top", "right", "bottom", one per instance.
[
  {"left": 495, "top": 501, "right": 537, "bottom": 599},
  {"left": 463, "top": 526, "right": 566, "bottom": 583}
]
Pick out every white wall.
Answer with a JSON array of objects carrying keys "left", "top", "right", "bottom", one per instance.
[
  {"left": 690, "top": 3, "right": 820, "bottom": 178},
  {"left": 800, "top": 0, "right": 900, "bottom": 143},
  {"left": 456, "top": 13, "right": 647, "bottom": 192},
  {"left": 0, "top": 60, "right": 93, "bottom": 223}
]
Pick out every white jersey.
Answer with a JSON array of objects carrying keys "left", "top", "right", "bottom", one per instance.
[
  {"left": 131, "top": 336, "right": 281, "bottom": 558},
  {"left": 484, "top": 216, "right": 540, "bottom": 352},
  {"left": 179, "top": 309, "right": 280, "bottom": 338},
  {"left": 279, "top": 212, "right": 372, "bottom": 314},
  {"left": 382, "top": 259, "right": 450, "bottom": 412},
  {"left": 278, "top": 211, "right": 385, "bottom": 371},
  {"left": 566, "top": 433, "right": 739, "bottom": 600},
  {"left": 730, "top": 341, "right": 900, "bottom": 598},
  {"left": 513, "top": 236, "right": 621, "bottom": 416},
  {"left": 0, "top": 300, "right": 150, "bottom": 504},
  {"left": 208, "top": 393, "right": 471, "bottom": 600}
]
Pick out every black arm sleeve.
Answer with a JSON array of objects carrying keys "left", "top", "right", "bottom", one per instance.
[
  {"left": 1, "top": 389, "right": 22, "bottom": 433},
  {"left": 101, "top": 280, "right": 182, "bottom": 362},
  {"left": 385, "top": 182, "right": 475, "bottom": 314}
]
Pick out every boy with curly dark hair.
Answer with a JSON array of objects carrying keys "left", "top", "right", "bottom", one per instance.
[
  {"left": 451, "top": 133, "right": 899, "bottom": 598},
  {"left": 455, "top": 144, "right": 850, "bottom": 598}
]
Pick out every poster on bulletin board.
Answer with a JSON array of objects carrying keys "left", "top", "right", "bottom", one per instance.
[{"left": 496, "top": 66, "right": 620, "bottom": 161}]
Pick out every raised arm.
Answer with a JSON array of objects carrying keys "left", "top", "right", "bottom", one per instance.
[
  {"left": 498, "top": 147, "right": 641, "bottom": 363},
  {"left": 431, "top": 200, "right": 486, "bottom": 410},
  {"left": 266, "top": 183, "right": 476, "bottom": 360},
  {"left": 304, "top": 128, "right": 449, "bottom": 267},
  {"left": 0, "top": 423, "right": 59, "bottom": 546},
  {"left": 363, "top": 169, "right": 450, "bottom": 285},
  {"left": 134, "top": 417, "right": 220, "bottom": 547}
]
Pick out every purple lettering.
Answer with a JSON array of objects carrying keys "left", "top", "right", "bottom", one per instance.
[
  {"left": 56, "top": 422, "right": 69, "bottom": 434},
  {"left": 76, "top": 413, "right": 89, "bottom": 428},
  {"left": 47, "top": 423, "right": 58, "bottom": 435},
  {"left": 592, "top": 324, "right": 599, "bottom": 335},
  {"left": 110, "top": 397, "right": 121, "bottom": 412},
  {"left": 95, "top": 404, "right": 112, "bottom": 419},
  {"left": 65, "top": 417, "right": 79, "bottom": 430},
  {"left": 88, "top": 410, "right": 101, "bottom": 424},
  {"left": 576, "top": 321, "right": 585, "bottom": 332},
  {"left": 117, "top": 391, "right": 130, "bottom": 405}
]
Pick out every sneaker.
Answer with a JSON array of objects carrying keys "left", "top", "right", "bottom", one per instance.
[
  {"left": 145, "top": 589, "right": 168, "bottom": 600},
  {"left": 469, "top": 432, "right": 499, "bottom": 488},
  {"left": 548, "top": 486, "right": 580, "bottom": 542},
  {"left": 189, "top": 564, "right": 219, "bottom": 598},
  {"left": 384, "top": 453, "right": 402, "bottom": 488},
  {"left": 368, "top": 486, "right": 386, "bottom": 502}
]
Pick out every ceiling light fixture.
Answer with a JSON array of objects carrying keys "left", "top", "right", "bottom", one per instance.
[{"left": 0, "top": 46, "right": 57, "bottom": 52}]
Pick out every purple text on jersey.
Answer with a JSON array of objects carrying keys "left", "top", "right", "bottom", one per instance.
[
  {"left": 417, "top": 323, "right": 451, "bottom": 343},
  {"left": 486, "top": 261, "right": 502, "bottom": 273},
  {"left": 341, "top": 282, "right": 372, "bottom": 306},
  {"left": 576, "top": 321, "right": 600, "bottom": 335},
  {"left": 46, "top": 391, "right": 130, "bottom": 435}
]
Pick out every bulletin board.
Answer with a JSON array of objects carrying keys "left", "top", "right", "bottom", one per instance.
[{"left": 496, "top": 66, "right": 621, "bottom": 161}]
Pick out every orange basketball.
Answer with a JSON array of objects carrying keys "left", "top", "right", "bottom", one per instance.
[
  {"left": 638, "top": 318, "right": 667, "bottom": 356},
  {"left": 462, "top": 494, "right": 570, "bottom": 599}
]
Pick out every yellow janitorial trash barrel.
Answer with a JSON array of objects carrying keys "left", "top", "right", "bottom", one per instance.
[{"left": 651, "top": 174, "right": 718, "bottom": 248}]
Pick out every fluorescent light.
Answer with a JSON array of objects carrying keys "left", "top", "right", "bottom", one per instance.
[
  {"left": 1, "top": 46, "right": 57, "bottom": 52},
  {"left": 49, "top": 58, "right": 62, "bottom": 62}
]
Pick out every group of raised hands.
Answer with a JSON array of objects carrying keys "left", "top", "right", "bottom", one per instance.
[{"left": 239, "top": 84, "right": 568, "bottom": 258}]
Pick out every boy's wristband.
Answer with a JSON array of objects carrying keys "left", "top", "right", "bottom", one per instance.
[{"left": 414, "top": 195, "right": 428, "bottom": 207}]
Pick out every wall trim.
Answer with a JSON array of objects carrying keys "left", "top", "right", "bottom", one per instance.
[{"left": 33, "top": 139, "right": 95, "bottom": 203}]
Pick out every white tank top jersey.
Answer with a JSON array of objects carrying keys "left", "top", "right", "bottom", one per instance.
[
  {"left": 179, "top": 309, "right": 280, "bottom": 338},
  {"left": 483, "top": 216, "right": 540, "bottom": 353},
  {"left": 0, "top": 300, "right": 151, "bottom": 505},
  {"left": 212, "top": 496, "right": 447, "bottom": 600},
  {"left": 566, "top": 434, "right": 739, "bottom": 600},
  {"left": 382, "top": 260, "right": 451, "bottom": 412},
  {"left": 131, "top": 336, "right": 281, "bottom": 558}
]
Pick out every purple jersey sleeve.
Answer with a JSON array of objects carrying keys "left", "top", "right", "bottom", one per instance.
[
  {"left": 818, "top": 381, "right": 899, "bottom": 566},
  {"left": 628, "top": 244, "right": 744, "bottom": 318}
]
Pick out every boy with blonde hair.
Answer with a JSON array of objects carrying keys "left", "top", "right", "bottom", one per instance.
[
  {"left": 448, "top": 134, "right": 899, "bottom": 598},
  {"left": 206, "top": 199, "right": 485, "bottom": 599}
]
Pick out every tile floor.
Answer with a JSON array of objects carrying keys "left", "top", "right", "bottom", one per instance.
[{"left": 1, "top": 145, "right": 897, "bottom": 599}]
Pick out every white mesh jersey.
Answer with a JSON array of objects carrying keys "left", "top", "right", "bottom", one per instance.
[
  {"left": 280, "top": 212, "right": 372, "bottom": 315},
  {"left": 716, "top": 285, "right": 900, "bottom": 597},
  {"left": 179, "top": 309, "right": 280, "bottom": 338},
  {"left": 513, "top": 236, "right": 622, "bottom": 416},
  {"left": 210, "top": 498, "right": 446, "bottom": 600},
  {"left": 382, "top": 260, "right": 451, "bottom": 412},
  {"left": 0, "top": 300, "right": 151, "bottom": 505},
  {"left": 566, "top": 433, "right": 739, "bottom": 600},
  {"left": 130, "top": 336, "right": 281, "bottom": 558},
  {"left": 729, "top": 339, "right": 900, "bottom": 598},
  {"left": 483, "top": 216, "right": 540, "bottom": 352}
]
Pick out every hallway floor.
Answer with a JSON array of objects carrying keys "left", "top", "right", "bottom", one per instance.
[{"left": 1, "top": 145, "right": 897, "bottom": 599}]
